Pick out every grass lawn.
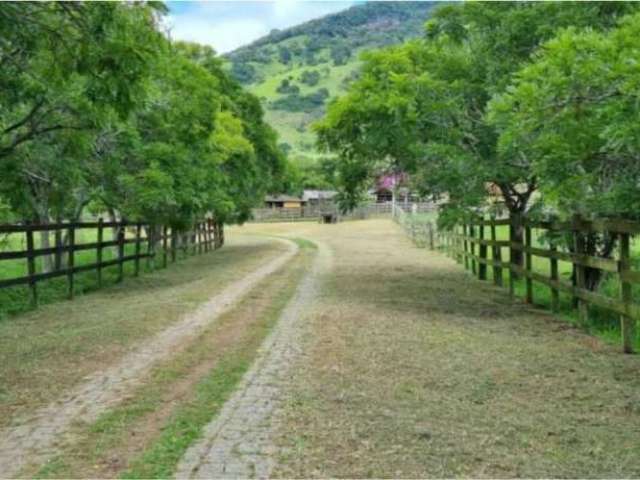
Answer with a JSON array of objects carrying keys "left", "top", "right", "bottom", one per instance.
[
  {"left": 0, "top": 227, "right": 153, "bottom": 318},
  {"left": 234, "top": 220, "right": 640, "bottom": 478},
  {"left": 402, "top": 216, "right": 640, "bottom": 351},
  {"left": 0, "top": 235, "right": 288, "bottom": 428}
]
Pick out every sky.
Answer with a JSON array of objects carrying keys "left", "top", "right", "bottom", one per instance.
[{"left": 165, "top": 1, "right": 358, "bottom": 54}]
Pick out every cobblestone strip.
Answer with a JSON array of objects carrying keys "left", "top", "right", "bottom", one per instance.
[
  {"left": 175, "top": 243, "right": 330, "bottom": 479},
  {"left": 0, "top": 240, "right": 298, "bottom": 479}
]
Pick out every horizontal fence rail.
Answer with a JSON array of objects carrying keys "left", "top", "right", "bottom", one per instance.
[
  {"left": 0, "top": 218, "right": 224, "bottom": 308},
  {"left": 392, "top": 205, "right": 638, "bottom": 353},
  {"left": 439, "top": 216, "right": 639, "bottom": 354},
  {"left": 251, "top": 202, "right": 438, "bottom": 223}
]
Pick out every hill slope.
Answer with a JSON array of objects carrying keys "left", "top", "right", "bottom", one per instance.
[{"left": 225, "top": 2, "right": 437, "bottom": 165}]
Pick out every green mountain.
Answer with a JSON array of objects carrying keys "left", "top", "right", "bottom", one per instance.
[{"left": 225, "top": 2, "right": 438, "bottom": 165}]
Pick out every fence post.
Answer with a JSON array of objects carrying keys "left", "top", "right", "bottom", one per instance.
[
  {"left": 479, "top": 221, "right": 487, "bottom": 280},
  {"left": 463, "top": 224, "right": 469, "bottom": 271},
  {"left": 470, "top": 224, "right": 477, "bottom": 275},
  {"left": 26, "top": 226, "right": 38, "bottom": 307},
  {"left": 171, "top": 228, "right": 177, "bottom": 263},
  {"left": 212, "top": 220, "right": 216, "bottom": 248},
  {"left": 525, "top": 225, "right": 533, "bottom": 303},
  {"left": 619, "top": 233, "right": 635, "bottom": 353},
  {"left": 491, "top": 221, "right": 502, "bottom": 286},
  {"left": 97, "top": 218, "right": 104, "bottom": 288},
  {"left": 68, "top": 225, "right": 75, "bottom": 299},
  {"left": 220, "top": 223, "right": 224, "bottom": 247},
  {"left": 54, "top": 227, "right": 62, "bottom": 271},
  {"left": 508, "top": 218, "right": 515, "bottom": 296},
  {"left": 428, "top": 223, "right": 435, "bottom": 250},
  {"left": 550, "top": 243, "right": 559, "bottom": 312},
  {"left": 162, "top": 226, "right": 168, "bottom": 268},
  {"left": 134, "top": 223, "right": 142, "bottom": 277},
  {"left": 117, "top": 225, "right": 125, "bottom": 283},
  {"left": 203, "top": 222, "right": 209, "bottom": 253},
  {"left": 574, "top": 229, "right": 588, "bottom": 325}
]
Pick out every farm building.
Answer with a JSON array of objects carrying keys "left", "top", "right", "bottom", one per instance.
[
  {"left": 302, "top": 190, "right": 337, "bottom": 205},
  {"left": 264, "top": 195, "right": 307, "bottom": 209}
]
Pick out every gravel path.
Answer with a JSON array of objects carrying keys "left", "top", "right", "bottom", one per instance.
[
  {"left": 0, "top": 240, "right": 298, "bottom": 478},
  {"left": 175, "top": 242, "right": 330, "bottom": 479}
]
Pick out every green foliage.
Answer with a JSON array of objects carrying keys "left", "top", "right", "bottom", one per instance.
[
  {"left": 330, "top": 43, "right": 351, "bottom": 66},
  {"left": 225, "top": 2, "right": 437, "bottom": 159},
  {"left": 278, "top": 45, "right": 292, "bottom": 65},
  {"left": 318, "top": 1, "right": 640, "bottom": 219},
  {"left": 299, "top": 70, "right": 321, "bottom": 86},
  {"left": 488, "top": 12, "right": 640, "bottom": 220},
  {"left": 0, "top": 6, "right": 289, "bottom": 229},
  {"left": 276, "top": 79, "right": 300, "bottom": 95},
  {"left": 230, "top": 61, "right": 260, "bottom": 84},
  {"left": 271, "top": 88, "right": 329, "bottom": 113}
]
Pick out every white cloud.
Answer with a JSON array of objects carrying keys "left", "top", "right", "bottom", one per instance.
[
  {"left": 165, "top": 1, "right": 356, "bottom": 54},
  {"left": 166, "top": 14, "right": 269, "bottom": 53}
]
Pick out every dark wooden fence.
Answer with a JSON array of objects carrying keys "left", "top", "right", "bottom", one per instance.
[
  {"left": 436, "top": 217, "right": 639, "bottom": 353},
  {"left": 0, "top": 218, "right": 224, "bottom": 308}
]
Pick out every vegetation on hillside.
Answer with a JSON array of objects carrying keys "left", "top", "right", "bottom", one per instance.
[
  {"left": 0, "top": 3, "right": 288, "bottom": 231},
  {"left": 225, "top": 2, "right": 437, "bottom": 185}
]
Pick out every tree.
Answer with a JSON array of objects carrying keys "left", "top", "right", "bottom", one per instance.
[
  {"left": 330, "top": 43, "right": 351, "bottom": 66},
  {"left": 487, "top": 12, "right": 640, "bottom": 289},
  {"left": 0, "top": 3, "right": 164, "bottom": 160},
  {"left": 0, "top": 7, "right": 290, "bottom": 262},
  {"left": 317, "top": 1, "right": 639, "bottom": 258},
  {"left": 278, "top": 46, "right": 292, "bottom": 65},
  {"left": 299, "top": 70, "right": 321, "bottom": 86}
]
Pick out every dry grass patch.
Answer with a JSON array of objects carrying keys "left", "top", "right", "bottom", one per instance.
[
  {"left": 238, "top": 220, "right": 640, "bottom": 478},
  {"left": 0, "top": 236, "right": 287, "bottom": 427}
]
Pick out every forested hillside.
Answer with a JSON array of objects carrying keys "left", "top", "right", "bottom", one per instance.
[
  {"left": 0, "top": 3, "right": 287, "bottom": 227},
  {"left": 226, "top": 2, "right": 437, "bottom": 186}
]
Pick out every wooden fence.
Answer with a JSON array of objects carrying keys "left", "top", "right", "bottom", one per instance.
[
  {"left": 251, "top": 202, "right": 438, "bottom": 223},
  {"left": 0, "top": 218, "right": 224, "bottom": 308},
  {"left": 392, "top": 205, "right": 639, "bottom": 353},
  {"left": 438, "top": 217, "right": 639, "bottom": 353},
  {"left": 393, "top": 204, "right": 438, "bottom": 249}
]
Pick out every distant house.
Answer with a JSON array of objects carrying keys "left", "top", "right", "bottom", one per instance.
[
  {"left": 369, "top": 172, "right": 417, "bottom": 203},
  {"left": 302, "top": 189, "right": 337, "bottom": 205},
  {"left": 264, "top": 194, "right": 307, "bottom": 209}
]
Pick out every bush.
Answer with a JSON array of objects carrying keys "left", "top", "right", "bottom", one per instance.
[
  {"left": 299, "top": 70, "right": 321, "bottom": 86},
  {"left": 271, "top": 88, "right": 329, "bottom": 113},
  {"left": 276, "top": 79, "right": 300, "bottom": 94},
  {"left": 230, "top": 62, "right": 258, "bottom": 84}
]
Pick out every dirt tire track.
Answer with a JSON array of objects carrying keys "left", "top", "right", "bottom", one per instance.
[
  {"left": 0, "top": 239, "right": 298, "bottom": 479},
  {"left": 175, "top": 241, "right": 331, "bottom": 479}
]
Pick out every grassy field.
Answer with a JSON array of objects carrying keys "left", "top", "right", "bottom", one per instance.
[
  {"left": 234, "top": 219, "right": 640, "bottom": 478},
  {"left": 0, "top": 236, "right": 288, "bottom": 428},
  {"left": 0, "top": 228, "right": 150, "bottom": 318},
  {"left": 466, "top": 224, "right": 640, "bottom": 351},
  {"left": 400, "top": 213, "right": 640, "bottom": 350}
]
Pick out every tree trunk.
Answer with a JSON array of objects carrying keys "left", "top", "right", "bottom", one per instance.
[
  {"left": 507, "top": 210, "right": 525, "bottom": 277},
  {"left": 570, "top": 230, "right": 616, "bottom": 298},
  {"left": 39, "top": 226, "right": 54, "bottom": 273}
]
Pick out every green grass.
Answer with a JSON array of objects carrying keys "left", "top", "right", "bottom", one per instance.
[
  {"left": 442, "top": 224, "right": 640, "bottom": 351},
  {"left": 121, "top": 355, "right": 251, "bottom": 479},
  {"left": 0, "top": 228, "right": 196, "bottom": 319},
  {"left": 0, "top": 236, "right": 287, "bottom": 428}
]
